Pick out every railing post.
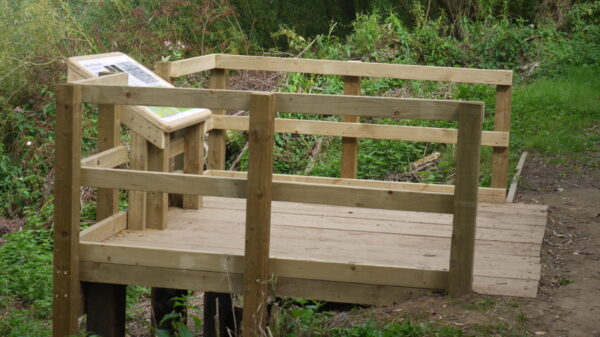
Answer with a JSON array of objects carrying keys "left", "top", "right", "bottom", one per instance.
[
  {"left": 53, "top": 84, "right": 83, "bottom": 336},
  {"left": 242, "top": 92, "right": 275, "bottom": 337},
  {"left": 341, "top": 76, "right": 361, "bottom": 179},
  {"left": 128, "top": 131, "right": 147, "bottom": 230},
  {"left": 448, "top": 105, "right": 483, "bottom": 296},
  {"left": 85, "top": 73, "right": 127, "bottom": 337},
  {"left": 183, "top": 122, "right": 205, "bottom": 209},
  {"left": 491, "top": 85, "right": 512, "bottom": 190},
  {"left": 146, "top": 136, "right": 170, "bottom": 229},
  {"left": 208, "top": 68, "right": 227, "bottom": 170}
]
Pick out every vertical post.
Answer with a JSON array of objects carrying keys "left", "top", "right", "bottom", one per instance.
[
  {"left": 53, "top": 84, "right": 83, "bottom": 336},
  {"left": 85, "top": 73, "right": 127, "bottom": 337},
  {"left": 96, "top": 106, "right": 120, "bottom": 218},
  {"left": 208, "top": 68, "right": 227, "bottom": 170},
  {"left": 448, "top": 105, "right": 483, "bottom": 296},
  {"left": 128, "top": 131, "right": 147, "bottom": 230},
  {"left": 146, "top": 136, "right": 170, "bottom": 229},
  {"left": 341, "top": 76, "right": 361, "bottom": 179},
  {"left": 242, "top": 93, "right": 275, "bottom": 337},
  {"left": 491, "top": 85, "right": 512, "bottom": 190},
  {"left": 183, "top": 122, "right": 205, "bottom": 209}
]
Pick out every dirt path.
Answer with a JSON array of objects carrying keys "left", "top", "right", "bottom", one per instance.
[{"left": 516, "top": 153, "right": 600, "bottom": 337}]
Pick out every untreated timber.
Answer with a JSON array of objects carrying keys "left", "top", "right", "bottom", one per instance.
[
  {"left": 208, "top": 115, "right": 509, "bottom": 147},
  {"left": 242, "top": 93, "right": 276, "bottom": 336},
  {"left": 204, "top": 170, "right": 506, "bottom": 203},
  {"left": 53, "top": 84, "right": 83, "bottom": 336},
  {"left": 78, "top": 85, "right": 481, "bottom": 121},
  {"left": 213, "top": 54, "right": 513, "bottom": 85},
  {"left": 80, "top": 167, "right": 455, "bottom": 213},
  {"left": 80, "top": 145, "right": 128, "bottom": 168}
]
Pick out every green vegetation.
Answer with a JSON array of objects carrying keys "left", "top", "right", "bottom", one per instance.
[{"left": 1, "top": 0, "right": 600, "bottom": 335}]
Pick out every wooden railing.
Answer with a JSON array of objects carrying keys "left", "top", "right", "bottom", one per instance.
[
  {"left": 156, "top": 54, "right": 512, "bottom": 189},
  {"left": 54, "top": 78, "right": 483, "bottom": 336}
]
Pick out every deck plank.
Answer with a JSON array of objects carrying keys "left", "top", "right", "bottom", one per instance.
[{"left": 95, "top": 197, "right": 547, "bottom": 298}]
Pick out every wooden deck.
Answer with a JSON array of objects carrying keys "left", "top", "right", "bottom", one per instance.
[{"left": 80, "top": 197, "right": 547, "bottom": 304}]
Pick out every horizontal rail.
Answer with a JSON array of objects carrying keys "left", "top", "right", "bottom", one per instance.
[
  {"left": 212, "top": 54, "right": 512, "bottom": 85},
  {"left": 209, "top": 115, "right": 508, "bottom": 147},
  {"left": 70, "top": 72, "right": 128, "bottom": 85},
  {"left": 80, "top": 145, "right": 129, "bottom": 168},
  {"left": 81, "top": 167, "right": 454, "bottom": 213},
  {"left": 80, "top": 242, "right": 449, "bottom": 289},
  {"left": 168, "top": 54, "right": 217, "bottom": 77},
  {"left": 205, "top": 170, "right": 506, "bottom": 203},
  {"left": 80, "top": 212, "right": 127, "bottom": 242},
  {"left": 77, "top": 85, "right": 482, "bottom": 121}
]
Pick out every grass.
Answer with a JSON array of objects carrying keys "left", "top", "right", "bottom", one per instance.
[{"left": 511, "top": 66, "right": 600, "bottom": 163}]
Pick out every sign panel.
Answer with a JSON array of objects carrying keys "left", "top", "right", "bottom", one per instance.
[{"left": 71, "top": 53, "right": 208, "bottom": 123}]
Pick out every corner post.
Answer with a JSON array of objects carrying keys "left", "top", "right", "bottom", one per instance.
[
  {"left": 448, "top": 104, "right": 483, "bottom": 296},
  {"left": 242, "top": 93, "right": 275, "bottom": 336},
  {"left": 53, "top": 84, "right": 83, "bottom": 336},
  {"left": 341, "top": 76, "right": 361, "bottom": 178},
  {"left": 85, "top": 73, "right": 127, "bottom": 337},
  {"left": 491, "top": 85, "right": 512, "bottom": 190},
  {"left": 208, "top": 68, "right": 227, "bottom": 170}
]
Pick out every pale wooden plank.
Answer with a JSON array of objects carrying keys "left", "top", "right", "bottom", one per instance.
[
  {"left": 200, "top": 196, "right": 547, "bottom": 228},
  {"left": 80, "top": 167, "right": 455, "bottom": 213},
  {"left": 205, "top": 169, "right": 507, "bottom": 203},
  {"left": 105, "top": 214, "right": 541, "bottom": 280},
  {"left": 491, "top": 85, "right": 512, "bottom": 189},
  {"left": 79, "top": 85, "right": 480, "bottom": 121},
  {"left": 80, "top": 212, "right": 127, "bottom": 242},
  {"left": 243, "top": 93, "right": 275, "bottom": 336},
  {"left": 96, "top": 101, "right": 120, "bottom": 220},
  {"left": 79, "top": 262, "right": 421, "bottom": 305},
  {"left": 341, "top": 76, "right": 361, "bottom": 178},
  {"left": 169, "top": 54, "right": 217, "bottom": 77},
  {"left": 214, "top": 54, "right": 513, "bottom": 85},
  {"left": 127, "top": 132, "right": 147, "bottom": 230},
  {"left": 210, "top": 115, "right": 510, "bottom": 147},
  {"left": 274, "top": 92, "right": 481, "bottom": 120},
  {"left": 208, "top": 69, "right": 228, "bottom": 170},
  {"left": 183, "top": 123, "right": 205, "bottom": 209},
  {"left": 120, "top": 105, "right": 168, "bottom": 149},
  {"left": 169, "top": 137, "right": 184, "bottom": 157},
  {"left": 80, "top": 242, "right": 448, "bottom": 289},
  {"left": 146, "top": 138, "right": 170, "bottom": 229},
  {"left": 81, "top": 145, "right": 128, "bottom": 168},
  {"left": 506, "top": 151, "right": 528, "bottom": 203},
  {"left": 449, "top": 108, "right": 483, "bottom": 296},
  {"left": 53, "top": 84, "right": 83, "bottom": 336}
]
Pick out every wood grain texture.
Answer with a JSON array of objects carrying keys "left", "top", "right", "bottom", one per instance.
[
  {"left": 53, "top": 84, "right": 83, "bottom": 336},
  {"left": 209, "top": 115, "right": 509, "bottom": 147},
  {"left": 80, "top": 145, "right": 128, "bottom": 168},
  {"left": 506, "top": 151, "right": 528, "bottom": 203},
  {"left": 449, "top": 108, "right": 484, "bottom": 296},
  {"left": 127, "top": 132, "right": 147, "bottom": 230},
  {"left": 183, "top": 123, "right": 205, "bottom": 209},
  {"left": 341, "top": 76, "right": 361, "bottom": 179},
  {"left": 214, "top": 54, "right": 513, "bottom": 85},
  {"left": 80, "top": 167, "right": 455, "bottom": 213},
  {"left": 80, "top": 212, "right": 127, "bottom": 242},
  {"left": 146, "top": 138, "right": 170, "bottom": 229},
  {"left": 243, "top": 93, "right": 275, "bottom": 337},
  {"left": 491, "top": 85, "right": 513, "bottom": 189},
  {"left": 96, "top": 102, "right": 120, "bottom": 220},
  {"left": 208, "top": 68, "right": 227, "bottom": 170},
  {"left": 204, "top": 170, "right": 506, "bottom": 203}
]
